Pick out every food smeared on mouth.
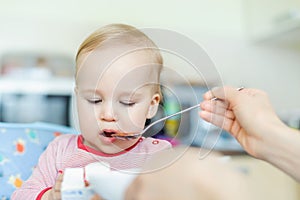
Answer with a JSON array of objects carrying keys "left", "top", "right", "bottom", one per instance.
[
  {"left": 102, "top": 131, "right": 116, "bottom": 137},
  {"left": 111, "top": 132, "right": 140, "bottom": 140},
  {"left": 101, "top": 130, "right": 138, "bottom": 140},
  {"left": 101, "top": 130, "right": 133, "bottom": 137},
  {"left": 99, "top": 130, "right": 118, "bottom": 143}
]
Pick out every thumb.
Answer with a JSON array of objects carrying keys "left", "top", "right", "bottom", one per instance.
[{"left": 205, "top": 86, "right": 241, "bottom": 103}]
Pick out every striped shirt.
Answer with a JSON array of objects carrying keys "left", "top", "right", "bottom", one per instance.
[{"left": 11, "top": 134, "right": 171, "bottom": 200}]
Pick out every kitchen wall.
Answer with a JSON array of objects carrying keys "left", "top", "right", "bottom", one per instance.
[{"left": 0, "top": 0, "right": 299, "bottom": 113}]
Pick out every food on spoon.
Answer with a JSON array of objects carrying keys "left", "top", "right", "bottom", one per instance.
[{"left": 111, "top": 132, "right": 137, "bottom": 137}]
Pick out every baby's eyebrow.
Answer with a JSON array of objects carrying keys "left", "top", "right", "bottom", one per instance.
[
  {"left": 121, "top": 90, "right": 144, "bottom": 96},
  {"left": 79, "top": 89, "right": 101, "bottom": 96},
  {"left": 120, "top": 91, "right": 144, "bottom": 97}
]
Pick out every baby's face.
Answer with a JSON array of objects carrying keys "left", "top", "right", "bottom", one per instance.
[{"left": 76, "top": 46, "right": 160, "bottom": 154}]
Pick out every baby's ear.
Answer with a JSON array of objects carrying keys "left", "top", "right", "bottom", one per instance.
[{"left": 146, "top": 94, "right": 160, "bottom": 119}]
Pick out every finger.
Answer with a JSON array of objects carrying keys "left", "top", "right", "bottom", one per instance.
[
  {"left": 203, "top": 89, "right": 215, "bottom": 100},
  {"left": 200, "top": 99, "right": 227, "bottom": 109},
  {"left": 203, "top": 86, "right": 240, "bottom": 102},
  {"left": 49, "top": 187, "right": 61, "bottom": 200},
  {"left": 56, "top": 172, "right": 64, "bottom": 181},
  {"left": 214, "top": 98, "right": 229, "bottom": 108},
  {"left": 54, "top": 173, "right": 64, "bottom": 191},
  {"left": 52, "top": 191, "right": 62, "bottom": 200},
  {"left": 199, "top": 111, "right": 234, "bottom": 133},
  {"left": 50, "top": 173, "right": 64, "bottom": 200},
  {"left": 230, "top": 119, "right": 242, "bottom": 138},
  {"left": 200, "top": 101, "right": 234, "bottom": 120},
  {"left": 202, "top": 86, "right": 227, "bottom": 100}
]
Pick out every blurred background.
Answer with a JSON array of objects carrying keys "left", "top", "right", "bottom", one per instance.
[
  {"left": 0, "top": 0, "right": 299, "bottom": 113},
  {"left": 1, "top": 0, "right": 299, "bottom": 142},
  {"left": 0, "top": 0, "right": 300, "bottom": 198}
]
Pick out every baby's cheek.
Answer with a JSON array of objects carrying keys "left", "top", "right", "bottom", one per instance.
[{"left": 127, "top": 108, "right": 148, "bottom": 129}]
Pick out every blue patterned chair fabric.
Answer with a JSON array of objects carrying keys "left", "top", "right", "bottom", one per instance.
[{"left": 0, "top": 122, "right": 77, "bottom": 200}]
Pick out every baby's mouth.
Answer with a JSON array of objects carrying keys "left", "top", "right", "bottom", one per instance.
[{"left": 101, "top": 131, "right": 116, "bottom": 138}]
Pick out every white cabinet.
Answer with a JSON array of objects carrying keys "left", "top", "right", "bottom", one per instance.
[{"left": 244, "top": 0, "right": 300, "bottom": 49}]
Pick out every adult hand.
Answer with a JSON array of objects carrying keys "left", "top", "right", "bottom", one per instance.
[
  {"left": 199, "top": 86, "right": 300, "bottom": 183},
  {"left": 199, "top": 86, "right": 286, "bottom": 159}
]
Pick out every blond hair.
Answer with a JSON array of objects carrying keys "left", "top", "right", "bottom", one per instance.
[
  {"left": 75, "top": 23, "right": 163, "bottom": 97},
  {"left": 76, "top": 23, "right": 162, "bottom": 67}
]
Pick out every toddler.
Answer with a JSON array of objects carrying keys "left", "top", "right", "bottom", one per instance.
[{"left": 11, "top": 23, "right": 171, "bottom": 200}]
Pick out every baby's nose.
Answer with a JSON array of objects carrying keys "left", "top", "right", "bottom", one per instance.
[{"left": 100, "top": 103, "right": 117, "bottom": 122}]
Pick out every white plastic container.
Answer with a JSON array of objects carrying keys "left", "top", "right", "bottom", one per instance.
[
  {"left": 61, "top": 168, "right": 94, "bottom": 200},
  {"left": 85, "top": 162, "right": 139, "bottom": 200}
]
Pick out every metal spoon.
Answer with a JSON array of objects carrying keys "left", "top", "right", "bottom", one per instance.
[
  {"left": 112, "top": 103, "right": 200, "bottom": 140},
  {"left": 211, "top": 87, "right": 244, "bottom": 101},
  {"left": 112, "top": 87, "right": 244, "bottom": 140}
]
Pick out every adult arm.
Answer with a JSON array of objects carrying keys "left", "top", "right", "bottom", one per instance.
[
  {"left": 125, "top": 147, "right": 253, "bottom": 200},
  {"left": 199, "top": 86, "right": 300, "bottom": 182}
]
